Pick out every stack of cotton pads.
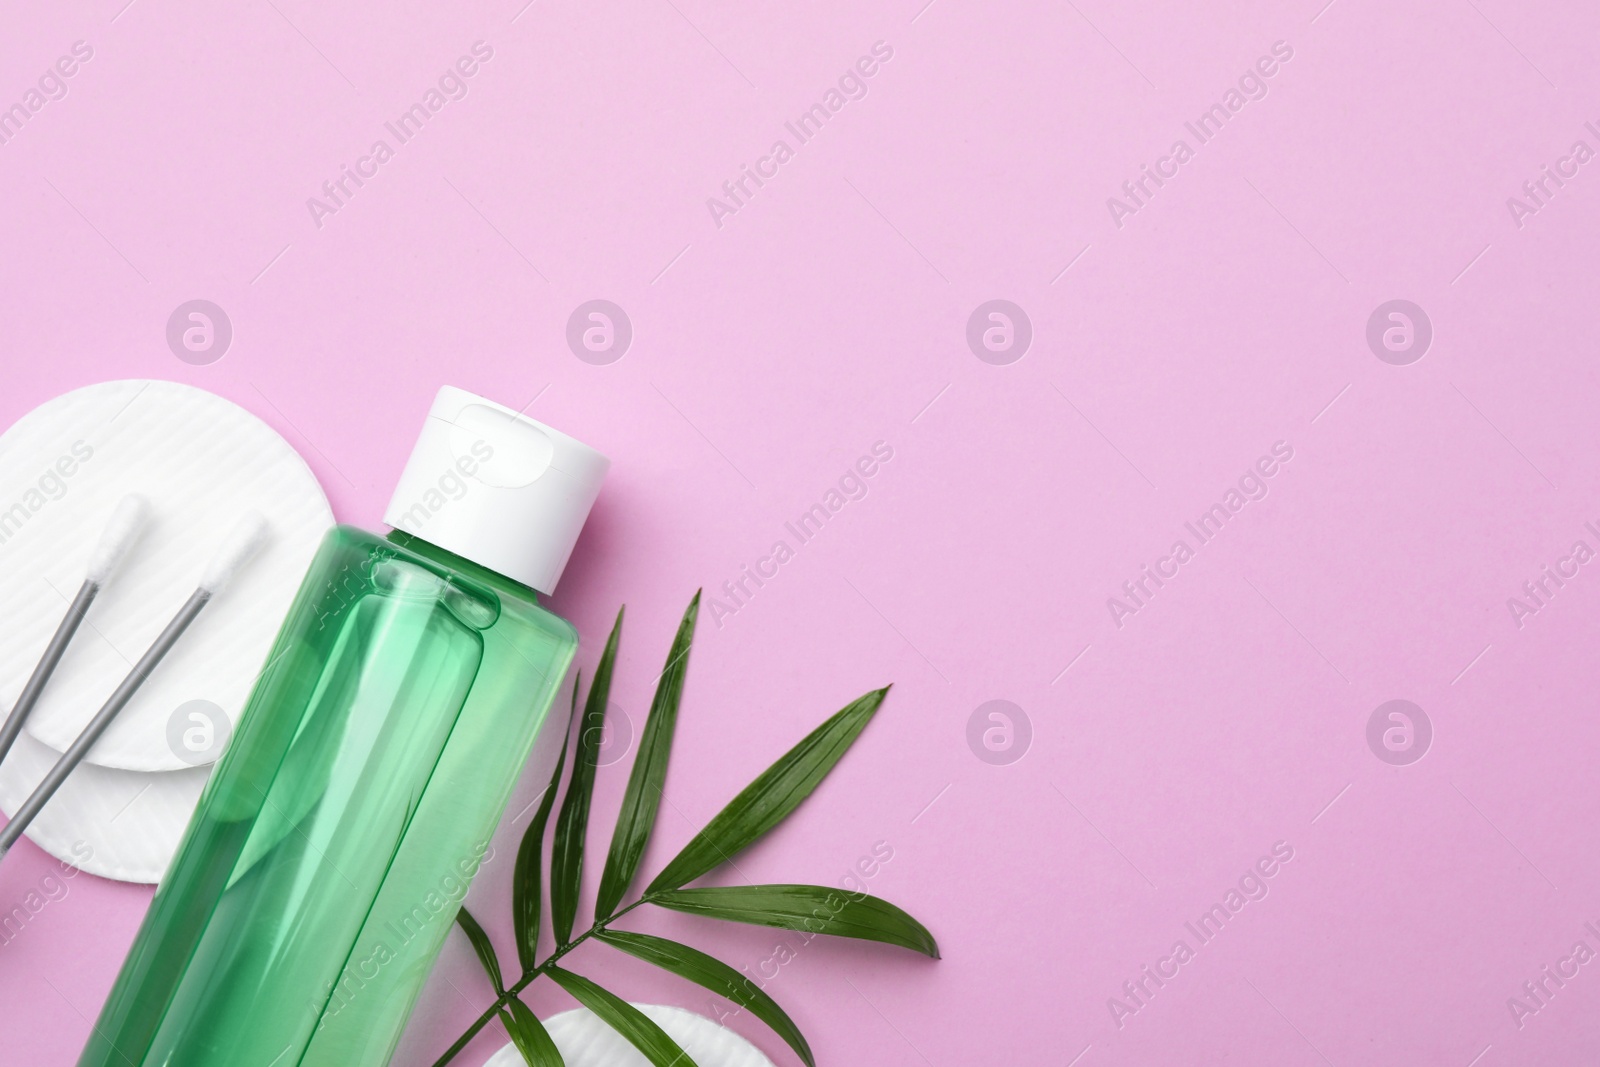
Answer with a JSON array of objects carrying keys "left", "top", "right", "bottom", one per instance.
[
  {"left": 0, "top": 380, "right": 333, "bottom": 883},
  {"left": 482, "top": 1005, "right": 777, "bottom": 1067}
]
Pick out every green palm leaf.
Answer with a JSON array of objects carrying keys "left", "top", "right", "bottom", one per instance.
[
  {"left": 454, "top": 906, "right": 505, "bottom": 993},
  {"left": 596, "top": 929, "right": 812, "bottom": 1066},
  {"left": 512, "top": 673, "right": 578, "bottom": 971},
  {"left": 546, "top": 967, "right": 697, "bottom": 1067},
  {"left": 501, "top": 996, "right": 564, "bottom": 1066},
  {"left": 596, "top": 592, "right": 700, "bottom": 919},
  {"left": 651, "top": 884, "right": 939, "bottom": 958},
  {"left": 551, "top": 609, "right": 623, "bottom": 945},
  {"left": 645, "top": 688, "right": 888, "bottom": 895}
]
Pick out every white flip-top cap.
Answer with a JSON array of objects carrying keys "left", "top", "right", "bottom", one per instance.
[{"left": 384, "top": 386, "right": 609, "bottom": 594}]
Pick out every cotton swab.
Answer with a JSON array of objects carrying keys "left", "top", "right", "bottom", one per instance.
[
  {"left": 0, "top": 494, "right": 149, "bottom": 770},
  {"left": 0, "top": 511, "right": 269, "bottom": 862}
]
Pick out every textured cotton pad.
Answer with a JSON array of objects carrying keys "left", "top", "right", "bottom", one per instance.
[
  {"left": 482, "top": 1004, "right": 777, "bottom": 1067},
  {"left": 0, "top": 728, "right": 210, "bottom": 883},
  {"left": 0, "top": 379, "right": 332, "bottom": 772}
]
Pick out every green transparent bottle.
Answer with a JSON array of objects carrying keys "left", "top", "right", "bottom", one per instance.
[{"left": 79, "top": 387, "right": 609, "bottom": 1067}]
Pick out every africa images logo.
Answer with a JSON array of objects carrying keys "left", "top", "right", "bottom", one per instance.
[
  {"left": 1105, "top": 41, "right": 1294, "bottom": 229},
  {"left": 306, "top": 42, "right": 495, "bottom": 229}
]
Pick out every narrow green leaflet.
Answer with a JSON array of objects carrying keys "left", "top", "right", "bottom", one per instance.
[
  {"left": 595, "top": 929, "right": 813, "bottom": 1067},
  {"left": 651, "top": 885, "right": 940, "bottom": 958},
  {"left": 645, "top": 687, "right": 888, "bottom": 895},
  {"left": 501, "top": 997, "right": 564, "bottom": 1067},
  {"left": 546, "top": 967, "right": 697, "bottom": 1067},
  {"left": 552, "top": 608, "right": 624, "bottom": 945},
  {"left": 596, "top": 592, "right": 701, "bottom": 919},
  {"left": 512, "top": 674, "right": 578, "bottom": 972},
  {"left": 454, "top": 907, "right": 506, "bottom": 993}
]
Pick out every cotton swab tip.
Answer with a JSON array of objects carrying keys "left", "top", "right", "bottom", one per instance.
[
  {"left": 199, "top": 511, "right": 270, "bottom": 595},
  {"left": 84, "top": 494, "right": 151, "bottom": 586}
]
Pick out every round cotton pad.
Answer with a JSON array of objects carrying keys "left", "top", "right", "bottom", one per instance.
[
  {"left": 0, "top": 379, "right": 333, "bottom": 772},
  {"left": 0, "top": 728, "right": 210, "bottom": 883},
  {"left": 482, "top": 1004, "right": 777, "bottom": 1067}
]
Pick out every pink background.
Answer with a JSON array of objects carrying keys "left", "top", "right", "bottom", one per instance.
[{"left": 4, "top": 0, "right": 1600, "bottom": 1064}]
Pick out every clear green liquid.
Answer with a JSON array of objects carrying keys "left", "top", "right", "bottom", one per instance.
[{"left": 78, "top": 527, "right": 577, "bottom": 1067}]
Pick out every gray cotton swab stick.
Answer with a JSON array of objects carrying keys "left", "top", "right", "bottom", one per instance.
[
  {"left": 0, "top": 511, "right": 269, "bottom": 863},
  {"left": 0, "top": 494, "right": 150, "bottom": 771}
]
